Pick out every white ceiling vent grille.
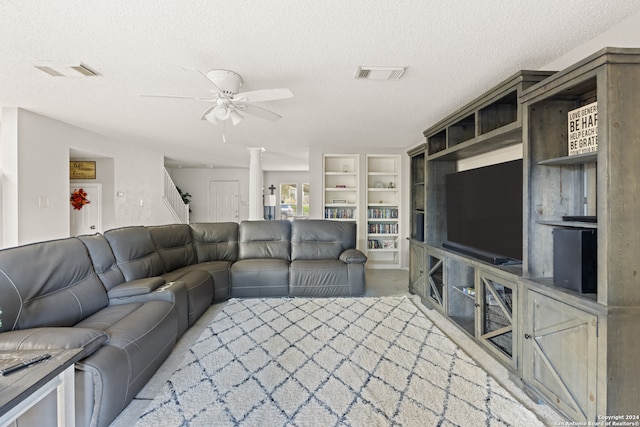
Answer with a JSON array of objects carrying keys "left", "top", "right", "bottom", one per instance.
[
  {"left": 34, "top": 62, "right": 100, "bottom": 77},
  {"left": 354, "top": 66, "right": 406, "bottom": 80}
]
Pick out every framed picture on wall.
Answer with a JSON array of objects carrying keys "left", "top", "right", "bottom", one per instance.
[{"left": 70, "top": 161, "right": 96, "bottom": 179}]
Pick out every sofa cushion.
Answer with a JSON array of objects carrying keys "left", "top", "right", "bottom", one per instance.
[
  {"left": 289, "top": 260, "right": 354, "bottom": 297},
  {"left": 159, "top": 269, "right": 213, "bottom": 326},
  {"left": 339, "top": 248, "right": 368, "bottom": 264},
  {"left": 238, "top": 220, "right": 291, "bottom": 260},
  {"left": 107, "top": 276, "right": 166, "bottom": 298},
  {"left": 148, "top": 224, "right": 197, "bottom": 272},
  {"left": 291, "top": 220, "right": 357, "bottom": 260},
  {"left": 0, "top": 238, "right": 108, "bottom": 332},
  {"left": 190, "top": 222, "right": 239, "bottom": 262},
  {"left": 0, "top": 327, "right": 109, "bottom": 358},
  {"left": 230, "top": 259, "right": 290, "bottom": 297},
  {"left": 104, "top": 226, "right": 165, "bottom": 281},
  {"left": 75, "top": 300, "right": 177, "bottom": 427},
  {"left": 78, "top": 233, "right": 126, "bottom": 291},
  {"left": 164, "top": 260, "right": 232, "bottom": 303}
]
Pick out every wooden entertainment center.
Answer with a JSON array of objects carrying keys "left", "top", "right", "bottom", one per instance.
[{"left": 408, "top": 48, "right": 640, "bottom": 422}]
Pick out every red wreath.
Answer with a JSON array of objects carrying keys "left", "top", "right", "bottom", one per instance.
[{"left": 70, "top": 188, "right": 91, "bottom": 210}]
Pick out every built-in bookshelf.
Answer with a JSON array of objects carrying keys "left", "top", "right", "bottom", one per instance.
[
  {"left": 366, "top": 155, "right": 400, "bottom": 268},
  {"left": 323, "top": 154, "right": 359, "bottom": 223}
]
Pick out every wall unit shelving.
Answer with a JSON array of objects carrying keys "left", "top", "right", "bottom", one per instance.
[
  {"left": 408, "top": 48, "right": 640, "bottom": 423},
  {"left": 408, "top": 70, "right": 550, "bottom": 307},
  {"left": 519, "top": 47, "right": 640, "bottom": 421},
  {"left": 408, "top": 147, "right": 426, "bottom": 299},
  {"left": 323, "top": 154, "right": 358, "bottom": 221},
  {"left": 365, "top": 154, "right": 401, "bottom": 268}
]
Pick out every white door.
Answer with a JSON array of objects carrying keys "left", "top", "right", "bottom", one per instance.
[
  {"left": 208, "top": 180, "right": 239, "bottom": 222},
  {"left": 70, "top": 183, "right": 102, "bottom": 236}
]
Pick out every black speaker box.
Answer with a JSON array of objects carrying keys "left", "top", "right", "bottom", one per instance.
[
  {"left": 415, "top": 212, "right": 424, "bottom": 241},
  {"left": 553, "top": 228, "right": 597, "bottom": 293}
]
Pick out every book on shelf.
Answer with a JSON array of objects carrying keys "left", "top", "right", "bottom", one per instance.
[
  {"left": 367, "top": 208, "right": 398, "bottom": 219},
  {"left": 325, "top": 207, "right": 354, "bottom": 219},
  {"left": 367, "top": 223, "right": 398, "bottom": 234},
  {"left": 367, "top": 239, "right": 396, "bottom": 249}
]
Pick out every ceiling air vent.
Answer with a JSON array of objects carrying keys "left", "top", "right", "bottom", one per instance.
[
  {"left": 34, "top": 62, "right": 101, "bottom": 77},
  {"left": 354, "top": 66, "right": 406, "bottom": 80}
]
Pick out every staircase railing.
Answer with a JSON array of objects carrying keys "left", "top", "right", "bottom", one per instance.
[{"left": 163, "top": 168, "right": 189, "bottom": 224}]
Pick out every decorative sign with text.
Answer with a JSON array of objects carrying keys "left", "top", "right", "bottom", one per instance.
[{"left": 568, "top": 101, "right": 598, "bottom": 156}]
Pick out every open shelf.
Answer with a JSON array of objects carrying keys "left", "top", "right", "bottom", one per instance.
[
  {"left": 478, "top": 91, "right": 518, "bottom": 134},
  {"left": 366, "top": 154, "right": 401, "bottom": 268},
  {"left": 538, "top": 152, "right": 597, "bottom": 166},
  {"left": 537, "top": 220, "right": 597, "bottom": 229},
  {"left": 323, "top": 154, "right": 359, "bottom": 224},
  {"left": 423, "top": 71, "right": 554, "bottom": 161}
]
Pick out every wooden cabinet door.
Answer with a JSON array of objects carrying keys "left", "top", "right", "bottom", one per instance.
[
  {"left": 523, "top": 290, "right": 597, "bottom": 422},
  {"left": 409, "top": 242, "right": 425, "bottom": 297},
  {"left": 477, "top": 271, "right": 518, "bottom": 371},
  {"left": 426, "top": 253, "right": 445, "bottom": 311}
]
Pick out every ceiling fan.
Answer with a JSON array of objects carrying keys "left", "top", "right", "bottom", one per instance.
[{"left": 140, "top": 68, "right": 293, "bottom": 126}]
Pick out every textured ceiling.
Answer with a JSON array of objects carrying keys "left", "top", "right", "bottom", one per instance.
[{"left": 1, "top": 1, "right": 640, "bottom": 170}]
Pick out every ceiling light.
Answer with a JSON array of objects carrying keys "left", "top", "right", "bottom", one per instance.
[
  {"left": 229, "top": 110, "right": 244, "bottom": 126},
  {"left": 204, "top": 109, "right": 218, "bottom": 124},
  {"left": 354, "top": 66, "right": 406, "bottom": 80},
  {"left": 214, "top": 105, "right": 230, "bottom": 120},
  {"left": 34, "top": 62, "right": 100, "bottom": 77}
]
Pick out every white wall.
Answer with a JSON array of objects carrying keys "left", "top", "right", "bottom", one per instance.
[
  {"left": 0, "top": 108, "right": 174, "bottom": 247},
  {"left": 167, "top": 167, "right": 251, "bottom": 223},
  {"left": 543, "top": 12, "right": 640, "bottom": 71},
  {"left": 0, "top": 109, "right": 19, "bottom": 246}
]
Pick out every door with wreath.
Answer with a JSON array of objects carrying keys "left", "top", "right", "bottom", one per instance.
[{"left": 70, "top": 183, "right": 102, "bottom": 236}]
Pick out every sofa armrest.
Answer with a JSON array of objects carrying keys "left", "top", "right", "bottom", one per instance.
[
  {"left": 107, "top": 277, "right": 166, "bottom": 299},
  {"left": 339, "top": 249, "right": 367, "bottom": 264},
  {"left": 0, "top": 327, "right": 109, "bottom": 358}
]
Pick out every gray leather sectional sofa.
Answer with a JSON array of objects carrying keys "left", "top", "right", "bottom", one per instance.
[{"left": 0, "top": 220, "right": 366, "bottom": 427}]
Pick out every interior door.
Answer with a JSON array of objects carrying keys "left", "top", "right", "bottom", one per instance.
[
  {"left": 208, "top": 180, "right": 239, "bottom": 222},
  {"left": 70, "top": 183, "right": 102, "bottom": 236}
]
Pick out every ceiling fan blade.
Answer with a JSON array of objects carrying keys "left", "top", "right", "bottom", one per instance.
[
  {"left": 233, "top": 88, "right": 293, "bottom": 103},
  {"left": 139, "top": 94, "right": 199, "bottom": 100},
  {"left": 182, "top": 66, "right": 224, "bottom": 95},
  {"left": 242, "top": 104, "right": 282, "bottom": 121},
  {"left": 139, "top": 93, "right": 215, "bottom": 102}
]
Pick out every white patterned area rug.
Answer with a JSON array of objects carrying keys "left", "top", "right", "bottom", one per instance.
[{"left": 136, "top": 296, "right": 543, "bottom": 427}]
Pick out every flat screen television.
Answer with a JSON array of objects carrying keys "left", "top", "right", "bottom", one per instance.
[{"left": 444, "top": 159, "right": 523, "bottom": 264}]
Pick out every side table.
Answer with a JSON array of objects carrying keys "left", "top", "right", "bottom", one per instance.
[{"left": 0, "top": 348, "right": 83, "bottom": 427}]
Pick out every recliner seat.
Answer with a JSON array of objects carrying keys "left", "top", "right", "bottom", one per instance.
[{"left": 0, "top": 219, "right": 366, "bottom": 427}]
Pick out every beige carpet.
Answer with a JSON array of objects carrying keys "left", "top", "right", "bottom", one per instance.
[{"left": 135, "top": 296, "right": 547, "bottom": 426}]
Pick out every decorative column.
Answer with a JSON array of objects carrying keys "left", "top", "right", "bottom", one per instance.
[{"left": 247, "top": 147, "right": 265, "bottom": 220}]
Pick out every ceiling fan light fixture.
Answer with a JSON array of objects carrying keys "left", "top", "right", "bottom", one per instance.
[
  {"left": 203, "top": 109, "right": 218, "bottom": 124},
  {"left": 214, "top": 105, "right": 230, "bottom": 120},
  {"left": 230, "top": 110, "right": 244, "bottom": 126},
  {"left": 205, "top": 69, "right": 242, "bottom": 96},
  {"left": 143, "top": 67, "right": 292, "bottom": 126}
]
